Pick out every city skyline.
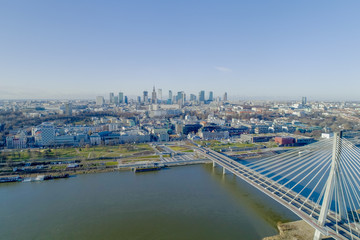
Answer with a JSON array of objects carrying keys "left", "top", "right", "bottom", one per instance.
[{"left": 1, "top": 1, "right": 360, "bottom": 100}]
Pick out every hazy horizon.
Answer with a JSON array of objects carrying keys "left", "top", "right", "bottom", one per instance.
[{"left": 1, "top": 1, "right": 360, "bottom": 100}]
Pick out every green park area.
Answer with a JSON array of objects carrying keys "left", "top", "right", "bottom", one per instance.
[
  {"left": 0, "top": 143, "right": 155, "bottom": 162},
  {"left": 194, "top": 140, "right": 257, "bottom": 152},
  {"left": 167, "top": 145, "right": 194, "bottom": 152}
]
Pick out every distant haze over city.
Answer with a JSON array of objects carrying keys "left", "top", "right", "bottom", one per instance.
[{"left": 1, "top": 1, "right": 360, "bottom": 100}]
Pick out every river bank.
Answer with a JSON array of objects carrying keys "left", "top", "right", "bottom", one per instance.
[
  {"left": 263, "top": 220, "right": 315, "bottom": 240},
  {"left": 1, "top": 159, "right": 210, "bottom": 180},
  {"left": 263, "top": 220, "right": 334, "bottom": 240}
]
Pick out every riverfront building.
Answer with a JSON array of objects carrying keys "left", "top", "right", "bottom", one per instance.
[{"left": 33, "top": 123, "right": 56, "bottom": 146}]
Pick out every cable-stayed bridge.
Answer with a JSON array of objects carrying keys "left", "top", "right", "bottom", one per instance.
[{"left": 195, "top": 133, "right": 360, "bottom": 240}]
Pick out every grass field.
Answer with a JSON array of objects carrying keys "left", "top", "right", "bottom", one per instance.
[
  {"left": 194, "top": 140, "right": 256, "bottom": 151},
  {"left": 167, "top": 145, "right": 193, "bottom": 152},
  {"left": 1, "top": 143, "right": 155, "bottom": 162}
]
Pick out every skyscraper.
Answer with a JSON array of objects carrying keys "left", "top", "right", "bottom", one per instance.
[
  {"left": 109, "top": 92, "right": 114, "bottom": 104},
  {"left": 158, "top": 89, "right": 162, "bottom": 102},
  {"left": 181, "top": 92, "right": 186, "bottom": 104},
  {"left": 176, "top": 91, "right": 185, "bottom": 106},
  {"left": 152, "top": 86, "right": 157, "bottom": 104},
  {"left": 208, "top": 91, "right": 214, "bottom": 101},
  {"left": 176, "top": 92, "right": 182, "bottom": 103},
  {"left": 190, "top": 94, "right": 196, "bottom": 101},
  {"left": 199, "top": 90, "right": 205, "bottom": 102},
  {"left": 168, "top": 90, "right": 173, "bottom": 104},
  {"left": 118, "top": 92, "right": 124, "bottom": 104},
  {"left": 143, "top": 91, "right": 148, "bottom": 103},
  {"left": 223, "top": 92, "right": 228, "bottom": 101},
  {"left": 124, "top": 96, "right": 128, "bottom": 104},
  {"left": 64, "top": 102, "right": 72, "bottom": 116},
  {"left": 302, "top": 97, "right": 307, "bottom": 105}
]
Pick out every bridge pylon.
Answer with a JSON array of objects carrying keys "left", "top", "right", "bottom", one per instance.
[{"left": 314, "top": 131, "right": 343, "bottom": 240}]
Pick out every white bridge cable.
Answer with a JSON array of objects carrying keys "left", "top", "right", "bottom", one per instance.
[
  {"left": 341, "top": 140, "right": 360, "bottom": 212},
  {"left": 271, "top": 150, "right": 331, "bottom": 197},
  {"left": 341, "top": 139, "right": 360, "bottom": 178},
  {"left": 338, "top": 147, "right": 360, "bottom": 234},
  {"left": 328, "top": 137, "right": 356, "bottom": 239},
  {"left": 282, "top": 154, "right": 331, "bottom": 201},
  {"left": 339, "top": 145, "right": 360, "bottom": 213},
  {"left": 335, "top": 184, "right": 339, "bottom": 234},
  {"left": 251, "top": 147, "right": 331, "bottom": 188},
  {"left": 339, "top": 165, "right": 360, "bottom": 238},
  {"left": 248, "top": 142, "right": 332, "bottom": 179},
  {"left": 246, "top": 138, "right": 333, "bottom": 170},
  {"left": 344, "top": 164, "right": 360, "bottom": 216},
  {"left": 294, "top": 162, "right": 330, "bottom": 209},
  {"left": 256, "top": 147, "right": 330, "bottom": 177},
  {"left": 248, "top": 139, "right": 333, "bottom": 171},
  {"left": 251, "top": 145, "right": 332, "bottom": 199},
  {"left": 309, "top": 175, "right": 328, "bottom": 218},
  {"left": 337, "top": 163, "right": 355, "bottom": 240}
]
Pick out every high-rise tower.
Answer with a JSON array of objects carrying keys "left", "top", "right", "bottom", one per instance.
[
  {"left": 223, "top": 92, "right": 228, "bottom": 101},
  {"left": 143, "top": 91, "right": 148, "bottom": 104},
  {"left": 152, "top": 86, "right": 157, "bottom": 104},
  {"left": 199, "top": 90, "right": 205, "bottom": 102}
]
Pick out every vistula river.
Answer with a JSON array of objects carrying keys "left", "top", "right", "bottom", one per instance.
[{"left": 0, "top": 164, "right": 298, "bottom": 240}]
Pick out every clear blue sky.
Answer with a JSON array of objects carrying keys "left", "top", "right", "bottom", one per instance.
[{"left": 1, "top": 0, "right": 360, "bottom": 100}]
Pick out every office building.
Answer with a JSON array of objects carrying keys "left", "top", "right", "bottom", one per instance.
[
  {"left": 190, "top": 94, "right": 196, "bottom": 101},
  {"left": 143, "top": 91, "right": 148, "bottom": 103},
  {"left": 152, "top": 86, "right": 157, "bottom": 104},
  {"left": 199, "top": 90, "right": 205, "bottom": 102},
  {"left": 168, "top": 90, "right": 173, "bottom": 104},
  {"left": 223, "top": 92, "right": 228, "bottom": 101},
  {"left": 33, "top": 123, "right": 56, "bottom": 146},
  {"left": 208, "top": 91, "right": 214, "bottom": 101},
  {"left": 109, "top": 92, "right": 115, "bottom": 104},
  {"left": 176, "top": 92, "right": 182, "bottom": 103},
  {"left": 124, "top": 96, "right": 128, "bottom": 104},
  {"left": 158, "top": 89, "right": 162, "bottom": 102},
  {"left": 64, "top": 102, "right": 72, "bottom": 116},
  {"left": 118, "top": 92, "right": 124, "bottom": 104},
  {"left": 302, "top": 97, "right": 307, "bottom": 105}
]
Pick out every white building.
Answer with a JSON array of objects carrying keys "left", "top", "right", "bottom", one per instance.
[
  {"left": 90, "top": 133, "right": 101, "bottom": 145},
  {"left": 6, "top": 132, "right": 27, "bottom": 149},
  {"left": 321, "top": 133, "right": 334, "bottom": 139},
  {"left": 33, "top": 123, "right": 56, "bottom": 146}
]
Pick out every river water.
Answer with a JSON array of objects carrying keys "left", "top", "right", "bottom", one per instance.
[{"left": 0, "top": 164, "right": 298, "bottom": 240}]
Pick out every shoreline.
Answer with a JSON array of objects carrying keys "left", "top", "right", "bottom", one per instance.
[
  {"left": 1, "top": 160, "right": 209, "bottom": 179},
  {"left": 263, "top": 220, "right": 334, "bottom": 240}
]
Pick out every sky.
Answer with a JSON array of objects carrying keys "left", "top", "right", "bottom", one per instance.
[{"left": 1, "top": 0, "right": 360, "bottom": 101}]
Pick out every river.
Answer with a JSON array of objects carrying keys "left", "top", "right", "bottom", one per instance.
[{"left": 0, "top": 164, "right": 298, "bottom": 240}]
